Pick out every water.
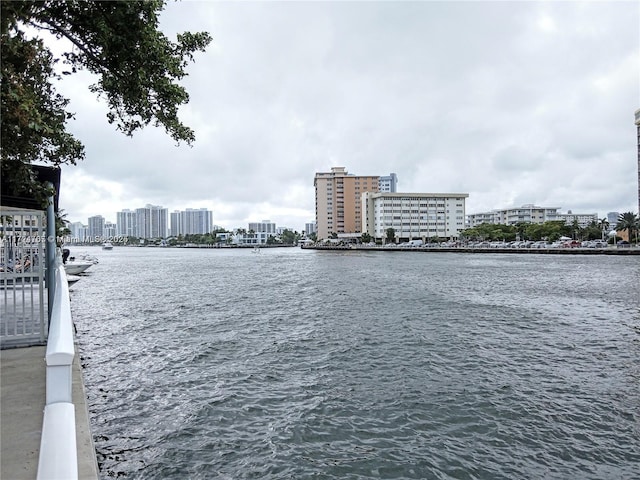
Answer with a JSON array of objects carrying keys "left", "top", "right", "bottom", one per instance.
[{"left": 70, "top": 247, "right": 640, "bottom": 479}]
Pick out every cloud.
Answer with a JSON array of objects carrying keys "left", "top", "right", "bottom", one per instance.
[{"left": 46, "top": 1, "right": 638, "bottom": 229}]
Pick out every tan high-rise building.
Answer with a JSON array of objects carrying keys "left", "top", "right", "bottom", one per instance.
[{"left": 314, "top": 167, "right": 379, "bottom": 240}]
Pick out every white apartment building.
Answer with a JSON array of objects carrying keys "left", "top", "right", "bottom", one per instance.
[
  {"left": 558, "top": 212, "right": 598, "bottom": 229},
  {"left": 467, "top": 204, "right": 560, "bottom": 227},
  {"left": 607, "top": 212, "right": 619, "bottom": 228},
  {"left": 465, "top": 212, "right": 495, "bottom": 227},
  {"left": 87, "top": 215, "right": 105, "bottom": 240},
  {"left": 362, "top": 192, "right": 468, "bottom": 242},
  {"left": 116, "top": 209, "right": 136, "bottom": 237},
  {"left": 379, "top": 173, "right": 398, "bottom": 193},
  {"left": 305, "top": 222, "right": 316, "bottom": 236},
  {"left": 467, "top": 204, "right": 598, "bottom": 229},
  {"left": 249, "top": 220, "right": 276, "bottom": 234},
  {"left": 104, "top": 222, "right": 116, "bottom": 239},
  {"left": 68, "top": 222, "right": 88, "bottom": 242},
  {"left": 235, "top": 231, "right": 270, "bottom": 245},
  {"left": 170, "top": 208, "right": 213, "bottom": 236},
  {"left": 135, "top": 204, "right": 168, "bottom": 239}
]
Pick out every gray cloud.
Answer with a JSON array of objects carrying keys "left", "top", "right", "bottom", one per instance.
[{"left": 52, "top": 1, "right": 638, "bottom": 229}]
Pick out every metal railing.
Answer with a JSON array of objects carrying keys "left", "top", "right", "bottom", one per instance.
[{"left": 0, "top": 207, "right": 47, "bottom": 348}]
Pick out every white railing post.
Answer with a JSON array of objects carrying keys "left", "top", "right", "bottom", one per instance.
[
  {"left": 44, "top": 262, "right": 75, "bottom": 404},
  {"left": 38, "top": 260, "right": 78, "bottom": 480}
]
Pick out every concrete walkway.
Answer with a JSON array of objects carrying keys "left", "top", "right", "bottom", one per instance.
[{"left": 1, "top": 345, "right": 99, "bottom": 480}]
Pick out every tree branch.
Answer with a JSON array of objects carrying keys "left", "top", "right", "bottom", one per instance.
[{"left": 27, "top": 19, "right": 111, "bottom": 75}]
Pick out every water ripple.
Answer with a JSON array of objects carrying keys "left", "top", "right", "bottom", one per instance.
[{"left": 70, "top": 248, "right": 640, "bottom": 479}]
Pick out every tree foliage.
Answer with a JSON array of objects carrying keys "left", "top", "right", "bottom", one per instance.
[
  {"left": 385, "top": 227, "right": 395, "bottom": 243},
  {"left": 461, "top": 221, "right": 580, "bottom": 242},
  {"left": 280, "top": 229, "right": 298, "bottom": 245},
  {"left": 1, "top": 0, "right": 212, "bottom": 201},
  {"left": 616, "top": 212, "right": 639, "bottom": 243}
]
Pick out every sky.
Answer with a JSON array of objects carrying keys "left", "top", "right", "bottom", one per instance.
[{"left": 51, "top": 0, "right": 639, "bottom": 231}]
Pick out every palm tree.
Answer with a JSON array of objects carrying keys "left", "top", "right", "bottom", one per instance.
[
  {"left": 615, "top": 212, "right": 639, "bottom": 244},
  {"left": 55, "top": 209, "right": 71, "bottom": 236},
  {"left": 570, "top": 219, "right": 582, "bottom": 241},
  {"left": 55, "top": 209, "right": 71, "bottom": 247},
  {"left": 598, "top": 218, "right": 609, "bottom": 241},
  {"left": 385, "top": 228, "right": 395, "bottom": 244}
]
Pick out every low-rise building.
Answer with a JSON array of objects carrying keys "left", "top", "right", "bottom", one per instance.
[
  {"left": 467, "top": 204, "right": 559, "bottom": 226},
  {"left": 362, "top": 192, "right": 468, "bottom": 242},
  {"left": 558, "top": 211, "right": 598, "bottom": 229},
  {"left": 467, "top": 204, "right": 597, "bottom": 229}
]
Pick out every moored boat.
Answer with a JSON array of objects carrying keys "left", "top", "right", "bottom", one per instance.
[{"left": 63, "top": 261, "right": 93, "bottom": 275}]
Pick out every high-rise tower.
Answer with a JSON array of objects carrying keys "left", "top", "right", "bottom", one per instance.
[{"left": 314, "top": 167, "right": 379, "bottom": 240}]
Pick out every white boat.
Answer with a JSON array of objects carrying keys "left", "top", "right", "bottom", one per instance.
[
  {"left": 66, "top": 274, "right": 81, "bottom": 286},
  {"left": 63, "top": 261, "right": 94, "bottom": 275},
  {"left": 102, "top": 242, "right": 114, "bottom": 250},
  {"left": 76, "top": 253, "right": 99, "bottom": 264}
]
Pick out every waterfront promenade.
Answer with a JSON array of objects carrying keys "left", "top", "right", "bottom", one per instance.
[
  {"left": 1, "top": 344, "right": 98, "bottom": 479},
  {"left": 1, "top": 280, "right": 99, "bottom": 480}
]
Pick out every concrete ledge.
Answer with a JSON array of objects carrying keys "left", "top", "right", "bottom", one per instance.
[{"left": 72, "top": 350, "right": 99, "bottom": 479}]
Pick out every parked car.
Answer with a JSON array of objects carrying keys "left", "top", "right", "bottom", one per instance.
[{"left": 562, "top": 240, "right": 581, "bottom": 248}]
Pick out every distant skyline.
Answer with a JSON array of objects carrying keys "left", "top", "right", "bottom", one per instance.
[
  {"left": 68, "top": 199, "right": 623, "bottom": 234},
  {"left": 44, "top": 1, "right": 637, "bottom": 230}
]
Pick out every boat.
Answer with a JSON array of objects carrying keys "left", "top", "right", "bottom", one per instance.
[
  {"left": 76, "top": 253, "right": 99, "bottom": 264},
  {"left": 63, "top": 261, "right": 94, "bottom": 275},
  {"left": 102, "top": 242, "right": 114, "bottom": 250},
  {"left": 252, "top": 246, "right": 261, "bottom": 253},
  {"left": 66, "top": 274, "right": 81, "bottom": 286}
]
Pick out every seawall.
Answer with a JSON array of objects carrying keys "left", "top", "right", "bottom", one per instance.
[{"left": 302, "top": 245, "right": 640, "bottom": 255}]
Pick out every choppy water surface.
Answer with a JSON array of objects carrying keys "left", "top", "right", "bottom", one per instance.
[{"left": 70, "top": 247, "right": 640, "bottom": 479}]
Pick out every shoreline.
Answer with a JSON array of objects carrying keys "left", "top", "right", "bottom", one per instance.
[{"left": 301, "top": 245, "right": 640, "bottom": 255}]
